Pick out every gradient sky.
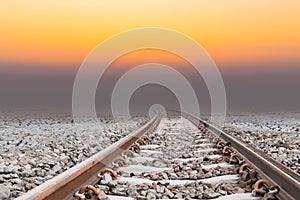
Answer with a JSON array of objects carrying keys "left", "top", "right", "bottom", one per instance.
[
  {"left": 0, "top": 1, "right": 300, "bottom": 113},
  {"left": 1, "top": 1, "right": 300, "bottom": 68}
]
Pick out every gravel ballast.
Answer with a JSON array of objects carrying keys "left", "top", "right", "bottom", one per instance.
[
  {"left": 0, "top": 113, "right": 147, "bottom": 199},
  {"left": 223, "top": 112, "right": 300, "bottom": 174}
]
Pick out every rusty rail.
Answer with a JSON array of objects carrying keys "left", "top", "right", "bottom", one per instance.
[
  {"left": 16, "top": 114, "right": 161, "bottom": 200},
  {"left": 182, "top": 112, "right": 300, "bottom": 200}
]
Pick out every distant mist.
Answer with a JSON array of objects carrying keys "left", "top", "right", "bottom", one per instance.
[{"left": 0, "top": 62, "right": 300, "bottom": 116}]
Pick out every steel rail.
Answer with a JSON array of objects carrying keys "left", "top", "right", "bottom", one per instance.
[
  {"left": 182, "top": 112, "right": 300, "bottom": 200},
  {"left": 16, "top": 114, "right": 161, "bottom": 200}
]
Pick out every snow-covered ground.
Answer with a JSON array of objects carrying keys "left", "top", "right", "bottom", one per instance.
[
  {"left": 223, "top": 112, "right": 300, "bottom": 174},
  {"left": 1, "top": 111, "right": 299, "bottom": 199},
  {"left": 0, "top": 112, "right": 147, "bottom": 199}
]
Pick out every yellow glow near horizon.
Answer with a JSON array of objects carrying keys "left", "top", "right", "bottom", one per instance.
[{"left": 1, "top": 0, "right": 300, "bottom": 68}]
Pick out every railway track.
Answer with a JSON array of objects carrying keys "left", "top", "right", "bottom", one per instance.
[{"left": 16, "top": 113, "right": 300, "bottom": 200}]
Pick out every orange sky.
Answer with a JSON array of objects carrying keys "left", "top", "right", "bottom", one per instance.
[
  {"left": 1, "top": 1, "right": 300, "bottom": 70},
  {"left": 107, "top": 49, "right": 195, "bottom": 76}
]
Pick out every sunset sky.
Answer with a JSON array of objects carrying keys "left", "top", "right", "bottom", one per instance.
[{"left": 0, "top": 1, "right": 300, "bottom": 112}]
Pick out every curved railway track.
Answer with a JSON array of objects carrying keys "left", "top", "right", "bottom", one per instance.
[{"left": 16, "top": 113, "right": 300, "bottom": 200}]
